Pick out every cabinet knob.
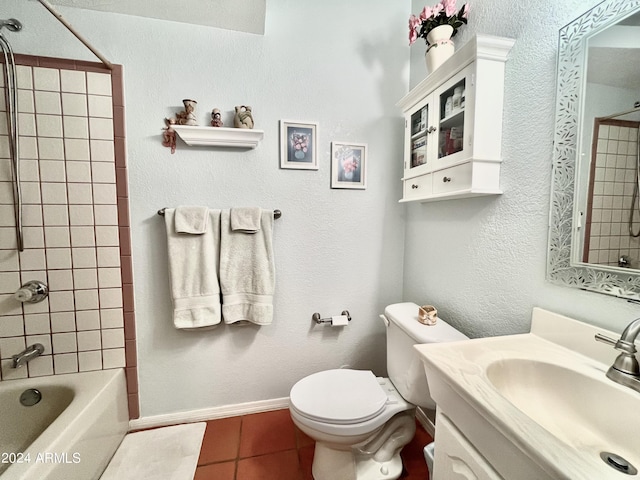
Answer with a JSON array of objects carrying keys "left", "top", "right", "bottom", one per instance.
[
  {"left": 443, "top": 176, "right": 452, "bottom": 183},
  {"left": 411, "top": 184, "right": 419, "bottom": 189}
]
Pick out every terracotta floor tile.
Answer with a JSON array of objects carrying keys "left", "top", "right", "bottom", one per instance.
[
  {"left": 239, "top": 409, "right": 297, "bottom": 458},
  {"left": 198, "top": 416, "right": 242, "bottom": 465},
  {"left": 236, "top": 449, "right": 303, "bottom": 480},
  {"left": 298, "top": 444, "right": 315, "bottom": 480},
  {"left": 400, "top": 420, "right": 432, "bottom": 479},
  {"left": 294, "top": 426, "right": 315, "bottom": 448},
  {"left": 194, "top": 461, "right": 236, "bottom": 480}
]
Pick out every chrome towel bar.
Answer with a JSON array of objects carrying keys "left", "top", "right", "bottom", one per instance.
[{"left": 157, "top": 208, "right": 281, "bottom": 219}]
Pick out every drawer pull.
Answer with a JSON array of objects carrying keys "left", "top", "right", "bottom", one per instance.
[
  {"left": 411, "top": 184, "right": 419, "bottom": 189},
  {"left": 443, "top": 176, "right": 452, "bottom": 183}
]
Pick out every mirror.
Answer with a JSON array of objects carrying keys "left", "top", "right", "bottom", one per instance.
[{"left": 548, "top": 0, "right": 640, "bottom": 300}]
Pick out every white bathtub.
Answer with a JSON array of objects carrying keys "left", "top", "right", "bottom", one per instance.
[{"left": 0, "top": 368, "right": 128, "bottom": 480}]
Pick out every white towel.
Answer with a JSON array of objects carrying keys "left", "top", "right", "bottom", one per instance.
[
  {"left": 175, "top": 205, "right": 209, "bottom": 234},
  {"left": 164, "top": 208, "right": 221, "bottom": 329},
  {"left": 230, "top": 207, "right": 261, "bottom": 233},
  {"left": 220, "top": 209, "right": 275, "bottom": 325}
]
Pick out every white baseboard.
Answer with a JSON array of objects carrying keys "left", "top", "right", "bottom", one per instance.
[
  {"left": 129, "top": 397, "right": 290, "bottom": 431},
  {"left": 415, "top": 406, "right": 435, "bottom": 437}
]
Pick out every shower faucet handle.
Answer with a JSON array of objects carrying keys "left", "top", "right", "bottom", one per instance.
[{"left": 14, "top": 280, "right": 48, "bottom": 303}]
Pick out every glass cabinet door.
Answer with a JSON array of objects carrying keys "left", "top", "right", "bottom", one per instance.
[
  {"left": 409, "top": 103, "right": 429, "bottom": 172},
  {"left": 435, "top": 64, "right": 473, "bottom": 166}
]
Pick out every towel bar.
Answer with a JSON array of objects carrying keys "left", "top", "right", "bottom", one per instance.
[
  {"left": 157, "top": 208, "right": 281, "bottom": 219},
  {"left": 312, "top": 311, "right": 351, "bottom": 324}
]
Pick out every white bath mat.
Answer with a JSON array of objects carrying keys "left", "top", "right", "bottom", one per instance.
[{"left": 100, "top": 422, "right": 206, "bottom": 480}]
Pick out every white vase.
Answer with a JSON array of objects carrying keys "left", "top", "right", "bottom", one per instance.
[{"left": 425, "top": 24, "right": 455, "bottom": 74}]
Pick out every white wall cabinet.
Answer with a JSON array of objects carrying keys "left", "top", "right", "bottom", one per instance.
[{"left": 397, "top": 35, "right": 514, "bottom": 203}]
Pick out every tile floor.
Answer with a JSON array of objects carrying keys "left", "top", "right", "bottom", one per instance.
[{"left": 194, "top": 408, "right": 433, "bottom": 480}]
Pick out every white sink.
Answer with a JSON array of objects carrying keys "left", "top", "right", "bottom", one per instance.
[
  {"left": 486, "top": 358, "right": 640, "bottom": 469},
  {"left": 414, "top": 331, "right": 640, "bottom": 479}
]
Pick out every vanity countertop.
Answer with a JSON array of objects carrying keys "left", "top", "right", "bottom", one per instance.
[{"left": 415, "top": 309, "right": 640, "bottom": 480}]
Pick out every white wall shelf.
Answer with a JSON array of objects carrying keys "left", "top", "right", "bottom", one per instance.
[{"left": 172, "top": 125, "right": 264, "bottom": 148}]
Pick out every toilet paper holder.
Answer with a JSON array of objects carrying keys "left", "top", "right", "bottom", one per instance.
[{"left": 312, "top": 310, "right": 351, "bottom": 325}]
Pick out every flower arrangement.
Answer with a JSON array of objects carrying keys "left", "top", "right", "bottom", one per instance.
[{"left": 409, "top": 0, "right": 469, "bottom": 45}]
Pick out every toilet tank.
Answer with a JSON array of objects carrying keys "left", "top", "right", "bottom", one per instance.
[{"left": 383, "top": 302, "right": 468, "bottom": 409}]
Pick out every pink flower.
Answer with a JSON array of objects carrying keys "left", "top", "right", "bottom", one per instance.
[
  {"left": 408, "top": 14, "right": 420, "bottom": 45},
  {"left": 461, "top": 3, "right": 470, "bottom": 19},
  {"left": 431, "top": 3, "right": 444, "bottom": 16},
  {"left": 420, "top": 6, "right": 433, "bottom": 21},
  {"left": 442, "top": 0, "right": 457, "bottom": 17}
]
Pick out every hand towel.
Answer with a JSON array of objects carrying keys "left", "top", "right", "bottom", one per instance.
[
  {"left": 175, "top": 205, "right": 209, "bottom": 234},
  {"left": 230, "top": 207, "right": 262, "bottom": 233},
  {"left": 164, "top": 208, "right": 222, "bottom": 329},
  {"left": 220, "top": 209, "right": 275, "bottom": 325}
]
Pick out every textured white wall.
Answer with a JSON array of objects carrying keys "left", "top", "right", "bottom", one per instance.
[
  {"left": 4, "top": 0, "right": 409, "bottom": 416},
  {"left": 404, "top": 0, "right": 640, "bottom": 338}
]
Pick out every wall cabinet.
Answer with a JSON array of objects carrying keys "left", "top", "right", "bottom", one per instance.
[{"left": 397, "top": 35, "right": 514, "bottom": 202}]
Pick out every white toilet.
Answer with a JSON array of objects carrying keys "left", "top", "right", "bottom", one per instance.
[{"left": 289, "top": 302, "right": 468, "bottom": 480}]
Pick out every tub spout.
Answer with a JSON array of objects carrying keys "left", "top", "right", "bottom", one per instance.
[{"left": 12, "top": 343, "right": 44, "bottom": 368}]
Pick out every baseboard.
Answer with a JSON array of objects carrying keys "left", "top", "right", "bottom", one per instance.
[
  {"left": 129, "top": 397, "right": 290, "bottom": 431},
  {"left": 415, "top": 406, "right": 436, "bottom": 437}
]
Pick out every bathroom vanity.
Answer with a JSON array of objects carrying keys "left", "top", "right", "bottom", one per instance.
[
  {"left": 397, "top": 34, "right": 514, "bottom": 203},
  {"left": 415, "top": 308, "right": 640, "bottom": 480}
]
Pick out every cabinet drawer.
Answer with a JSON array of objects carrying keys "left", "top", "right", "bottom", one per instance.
[
  {"left": 403, "top": 174, "right": 432, "bottom": 200},
  {"left": 433, "top": 162, "right": 472, "bottom": 195}
]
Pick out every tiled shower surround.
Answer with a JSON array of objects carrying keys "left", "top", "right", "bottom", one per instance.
[
  {"left": 584, "top": 120, "right": 640, "bottom": 268},
  {"left": 0, "top": 55, "right": 138, "bottom": 417}
]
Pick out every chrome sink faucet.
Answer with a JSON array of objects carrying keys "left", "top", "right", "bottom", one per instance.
[
  {"left": 595, "top": 318, "right": 640, "bottom": 394},
  {"left": 12, "top": 343, "right": 45, "bottom": 368}
]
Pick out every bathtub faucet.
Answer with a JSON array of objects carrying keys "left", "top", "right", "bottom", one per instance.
[{"left": 12, "top": 343, "right": 45, "bottom": 368}]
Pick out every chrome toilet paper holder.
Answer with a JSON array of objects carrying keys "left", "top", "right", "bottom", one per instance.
[{"left": 312, "top": 310, "right": 351, "bottom": 324}]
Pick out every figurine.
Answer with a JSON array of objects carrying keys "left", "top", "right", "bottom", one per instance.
[
  {"left": 233, "top": 105, "right": 254, "bottom": 129},
  {"left": 162, "top": 117, "right": 177, "bottom": 154},
  {"left": 211, "top": 108, "right": 223, "bottom": 127},
  {"left": 177, "top": 99, "right": 198, "bottom": 126}
]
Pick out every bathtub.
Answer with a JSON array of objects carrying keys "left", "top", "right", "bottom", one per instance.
[{"left": 0, "top": 368, "right": 128, "bottom": 480}]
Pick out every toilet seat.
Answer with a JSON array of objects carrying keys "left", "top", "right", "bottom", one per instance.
[{"left": 290, "top": 369, "right": 387, "bottom": 425}]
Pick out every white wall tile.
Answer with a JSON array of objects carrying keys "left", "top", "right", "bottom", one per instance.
[
  {"left": 21, "top": 182, "right": 41, "bottom": 204},
  {"left": 65, "top": 139, "right": 90, "bottom": 161},
  {"left": 63, "top": 116, "right": 89, "bottom": 139},
  {"left": 89, "top": 118, "right": 114, "bottom": 140},
  {"left": 19, "top": 249, "right": 46, "bottom": 271},
  {"left": 90, "top": 140, "right": 115, "bottom": 163},
  {"left": 0, "top": 182, "right": 12, "bottom": 204},
  {"left": 95, "top": 226, "right": 119, "bottom": 247},
  {"left": 0, "top": 205, "right": 16, "bottom": 226},
  {"left": 38, "top": 138, "right": 64, "bottom": 160},
  {"left": 97, "top": 247, "right": 120, "bottom": 268},
  {"left": 70, "top": 226, "right": 96, "bottom": 247},
  {"left": 75, "top": 289, "right": 99, "bottom": 310},
  {"left": 94, "top": 205, "right": 118, "bottom": 225},
  {"left": 76, "top": 309, "right": 100, "bottom": 331},
  {"left": 19, "top": 113, "right": 36, "bottom": 136},
  {"left": 0, "top": 294, "right": 23, "bottom": 316},
  {"left": 100, "top": 308, "right": 123, "bottom": 329},
  {"left": 44, "top": 225, "right": 71, "bottom": 248},
  {"left": 51, "top": 312, "right": 76, "bottom": 333},
  {"left": 52, "top": 332, "right": 77, "bottom": 353},
  {"left": 21, "top": 160, "right": 40, "bottom": 182},
  {"left": 0, "top": 336, "right": 26, "bottom": 359},
  {"left": 16, "top": 66, "right": 33, "bottom": 89},
  {"left": 66, "top": 161, "right": 92, "bottom": 183},
  {"left": 86, "top": 72, "right": 112, "bottom": 96},
  {"left": 0, "top": 139, "right": 8, "bottom": 160},
  {"left": 1, "top": 359, "right": 28, "bottom": 379},
  {"left": 101, "top": 328, "right": 124, "bottom": 349},
  {"left": 46, "top": 248, "right": 72, "bottom": 270},
  {"left": 60, "top": 70, "right": 86, "bottom": 94},
  {"left": 0, "top": 272, "right": 20, "bottom": 293},
  {"left": 0, "top": 314, "right": 24, "bottom": 337},
  {"left": 61, "top": 93, "right": 88, "bottom": 117},
  {"left": 19, "top": 136, "right": 38, "bottom": 159},
  {"left": 98, "top": 268, "right": 121, "bottom": 289},
  {"left": 33, "top": 67, "right": 60, "bottom": 92},
  {"left": 73, "top": 268, "right": 98, "bottom": 290},
  {"left": 0, "top": 228, "right": 18, "bottom": 250},
  {"left": 77, "top": 330, "right": 101, "bottom": 351},
  {"left": 24, "top": 313, "right": 50, "bottom": 335},
  {"left": 36, "top": 114, "right": 63, "bottom": 138},
  {"left": 28, "top": 355, "right": 53, "bottom": 377},
  {"left": 22, "top": 205, "right": 43, "bottom": 227},
  {"left": 67, "top": 183, "right": 93, "bottom": 204},
  {"left": 93, "top": 184, "right": 117, "bottom": 204},
  {"left": 99, "top": 288, "right": 122, "bottom": 309},
  {"left": 88, "top": 95, "right": 113, "bottom": 118},
  {"left": 78, "top": 350, "right": 102, "bottom": 371},
  {"left": 41, "top": 183, "right": 68, "bottom": 204},
  {"left": 48, "top": 290, "right": 74, "bottom": 312},
  {"left": 69, "top": 205, "right": 94, "bottom": 226},
  {"left": 42, "top": 205, "right": 69, "bottom": 226},
  {"left": 17, "top": 90, "right": 35, "bottom": 114},
  {"left": 102, "top": 348, "right": 125, "bottom": 369},
  {"left": 53, "top": 353, "right": 78, "bottom": 374},
  {"left": 34, "top": 91, "right": 62, "bottom": 115},
  {"left": 72, "top": 247, "right": 96, "bottom": 268},
  {"left": 47, "top": 268, "right": 73, "bottom": 290},
  {"left": 40, "top": 160, "right": 66, "bottom": 182},
  {"left": 26, "top": 334, "right": 52, "bottom": 353}
]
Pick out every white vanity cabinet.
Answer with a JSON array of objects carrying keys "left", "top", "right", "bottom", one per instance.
[{"left": 397, "top": 35, "right": 514, "bottom": 203}]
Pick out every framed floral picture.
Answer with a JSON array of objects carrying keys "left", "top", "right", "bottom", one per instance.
[
  {"left": 331, "top": 142, "right": 367, "bottom": 189},
  {"left": 280, "top": 120, "right": 318, "bottom": 170}
]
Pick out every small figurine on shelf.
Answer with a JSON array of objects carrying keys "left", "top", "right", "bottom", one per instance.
[
  {"left": 162, "top": 117, "right": 177, "bottom": 154},
  {"left": 210, "top": 108, "right": 223, "bottom": 127},
  {"left": 233, "top": 105, "right": 254, "bottom": 129},
  {"left": 177, "top": 99, "right": 198, "bottom": 126}
]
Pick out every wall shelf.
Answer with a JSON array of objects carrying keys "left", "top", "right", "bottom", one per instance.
[{"left": 172, "top": 125, "right": 264, "bottom": 148}]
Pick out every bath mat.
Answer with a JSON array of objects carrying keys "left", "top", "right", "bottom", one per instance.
[{"left": 100, "top": 422, "right": 206, "bottom": 480}]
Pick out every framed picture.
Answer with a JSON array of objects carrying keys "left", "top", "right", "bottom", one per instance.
[
  {"left": 331, "top": 142, "right": 367, "bottom": 189},
  {"left": 280, "top": 120, "right": 318, "bottom": 170}
]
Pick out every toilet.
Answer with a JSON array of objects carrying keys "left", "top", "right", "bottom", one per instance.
[{"left": 289, "top": 302, "right": 468, "bottom": 480}]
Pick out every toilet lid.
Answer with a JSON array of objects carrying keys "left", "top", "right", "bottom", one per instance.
[{"left": 290, "top": 369, "right": 388, "bottom": 424}]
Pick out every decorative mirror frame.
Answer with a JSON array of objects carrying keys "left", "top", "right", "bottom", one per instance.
[{"left": 547, "top": 0, "right": 640, "bottom": 300}]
